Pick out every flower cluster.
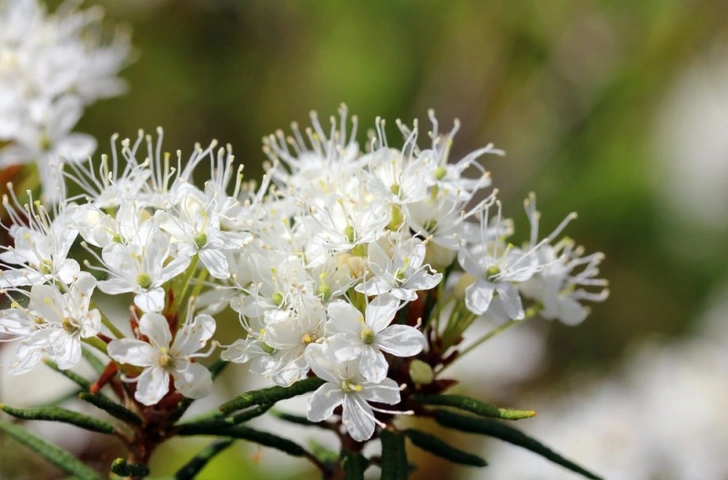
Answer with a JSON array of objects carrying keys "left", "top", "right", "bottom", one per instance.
[
  {"left": 0, "top": 0, "right": 130, "bottom": 202},
  {"left": 0, "top": 107, "right": 608, "bottom": 443}
]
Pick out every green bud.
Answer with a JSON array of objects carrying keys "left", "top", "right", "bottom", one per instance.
[
  {"left": 409, "top": 359, "right": 434, "bottom": 385},
  {"left": 434, "top": 166, "right": 448, "bottom": 180}
]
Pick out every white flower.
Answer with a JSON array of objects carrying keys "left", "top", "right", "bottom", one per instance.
[
  {"left": 157, "top": 185, "right": 250, "bottom": 279},
  {"left": 108, "top": 312, "right": 216, "bottom": 406},
  {"left": 23, "top": 272, "right": 101, "bottom": 371},
  {"left": 305, "top": 343, "right": 401, "bottom": 442},
  {"left": 517, "top": 194, "right": 608, "bottom": 325},
  {"left": 327, "top": 294, "right": 425, "bottom": 382},
  {"left": 0, "top": 199, "right": 79, "bottom": 288},
  {"left": 0, "top": 0, "right": 129, "bottom": 203},
  {"left": 96, "top": 228, "right": 192, "bottom": 312},
  {"left": 356, "top": 236, "right": 442, "bottom": 301},
  {"left": 0, "top": 306, "right": 43, "bottom": 375}
]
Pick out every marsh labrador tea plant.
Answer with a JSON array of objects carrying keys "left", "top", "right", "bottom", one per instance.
[{"left": 0, "top": 3, "right": 609, "bottom": 480}]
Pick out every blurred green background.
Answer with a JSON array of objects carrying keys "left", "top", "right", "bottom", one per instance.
[{"left": 4, "top": 0, "right": 728, "bottom": 478}]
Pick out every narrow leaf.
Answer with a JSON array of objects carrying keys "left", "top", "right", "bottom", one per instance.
[
  {"left": 404, "top": 428, "right": 487, "bottom": 467},
  {"left": 78, "top": 392, "right": 142, "bottom": 426},
  {"left": 176, "top": 404, "right": 271, "bottom": 434},
  {"left": 110, "top": 458, "right": 150, "bottom": 478},
  {"left": 208, "top": 359, "right": 228, "bottom": 380},
  {"left": 219, "top": 377, "right": 325, "bottom": 413},
  {"left": 82, "top": 347, "right": 107, "bottom": 374},
  {"left": 44, "top": 359, "right": 91, "bottom": 389},
  {"left": 415, "top": 394, "right": 535, "bottom": 420},
  {"left": 434, "top": 410, "right": 602, "bottom": 480},
  {"left": 0, "top": 404, "right": 115, "bottom": 434},
  {"left": 272, "top": 410, "right": 333, "bottom": 430},
  {"left": 0, "top": 420, "right": 101, "bottom": 480},
  {"left": 178, "top": 424, "right": 307, "bottom": 458},
  {"left": 175, "top": 439, "right": 235, "bottom": 480},
  {"left": 340, "top": 450, "right": 368, "bottom": 480},
  {"left": 380, "top": 429, "right": 408, "bottom": 480}
]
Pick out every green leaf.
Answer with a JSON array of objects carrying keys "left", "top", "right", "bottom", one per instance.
[
  {"left": 0, "top": 404, "right": 115, "bottom": 435},
  {"left": 340, "top": 450, "right": 368, "bottom": 480},
  {"left": 219, "top": 377, "right": 325, "bottom": 413},
  {"left": 78, "top": 392, "right": 143, "bottom": 426},
  {"left": 415, "top": 394, "right": 536, "bottom": 420},
  {"left": 309, "top": 440, "right": 339, "bottom": 468},
  {"left": 176, "top": 404, "right": 271, "bottom": 434},
  {"left": 110, "top": 458, "right": 150, "bottom": 478},
  {"left": 434, "top": 410, "right": 603, "bottom": 480},
  {"left": 44, "top": 359, "right": 91, "bottom": 389},
  {"left": 0, "top": 420, "right": 102, "bottom": 480},
  {"left": 208, "top": 359, "right": 229, "bottom": 380},
  {"left": 43, "top": 360, "right": 115, "bottom": 404},
  {"left": 380, "top": 429, "right": 408, "bottom": 480},
  {"left": 404, "top": 428, "right": 487, "bottom": 467},
  {"left": 82, "top": 347, "right": 107, "bottom": 374},
  {"left": 174, "top": 439, "right": 235, "bottom": 480},
  {"left": 271, "top": 410, "right": 332, "bottom": 429},
  {"left": 178, "top": 424, "right": 307, "bottom": 458}
]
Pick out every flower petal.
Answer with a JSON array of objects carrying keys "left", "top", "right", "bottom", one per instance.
[
  {"left": 376, "top": 325, "right": 426, "bottom": 358},
  {"left": 342, "top": 394, "right": 375, "bottom": 442},
  {"left": 173, "top": 314, "right": 216, "bottom": 355},
  {"left": 465, "top": 280, "right": 494, "bottom": 315},
  {"left": 134, "top": 366, "right": 169, "bottom": 406},
  {"left": 307, "top": 383, "right": 345, "bottom": 422},
  {"left": 107, "top": 339, "right": 157, "bottom": 367},
  {"left": 173, "top": 362, "right": 213, "bottom": 399},
  {"left": 366, "top": 293, "right": 400, "bottom": 333},
  {"left": 496, "top": 283, "right": 524, "bottom": 320},
  {"left": 137, "top": 313, "right": 172, "bottom": 349}
]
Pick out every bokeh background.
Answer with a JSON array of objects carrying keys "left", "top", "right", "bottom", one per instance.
[{"left": 2, "top": 0, "right": 728, "bottom": 479}]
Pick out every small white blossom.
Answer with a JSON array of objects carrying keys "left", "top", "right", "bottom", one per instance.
[
  {"left": 327, "top": 294, "right": 426, "bottom": 382},
  {"left": 305, "top": 343, "right": 401, "bottom": 442},
  {"left": 108, "top": 312, "right": 216, "bottom": 406}
]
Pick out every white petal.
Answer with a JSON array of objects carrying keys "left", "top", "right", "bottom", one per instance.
[
  {"left": 304, "top": 343, "right": 340, "bottom": 383},
  {"left": 360, "top": 378, "right": 401, "bottom": 405},
  {"left": 97, "top": 278, "right": 134, "bottom": 295},
  {"left": 55, "top": 133, "right": 97, "bottom": 163},
  {"left": 9, "top": 343, "right": 43, "bottom": 375},
  {"left": 173, "top": 314, "right": 216, "bottom": 355},
  {"left": 198, "top": 248, "right": 230, "bottom": 280},
  {"left": 376, "top": 325, "right": 426, "bottom": 357},
  {"left": 134, "top": 288, "right": 166, "bottom": 313},
  {"left": 329, "top": 334, "right": 362, "bottom": 362},
  {"left": 107, "top": 339, "right": 157, "bottom": 367},
  {"left": 366, "top": 293, "right": 400, "bottom": 333},
  {"left": 137, "top": 313, "right": 172, "bottom": 349},
  {"left": 496, "top": 283, "right": 524, "bottom": 320},
  {"left": 135, "top": 366, "right": 170, "bottom": 406},
  {"left": 326, "top": 301, "right": 363, "bottom": 336},
  {"left": 307, "top": 383, "right": 345, "bottom": 422},
  {"left": 405, "top": 270, "right": 442, "bottom": 291},
  {"left": 354, "top": 277, "right": 393, "bottom": 297},
  {"left": 358, "top": 347, "right": 389, "bottom": 383},
  {"left": 173, "top": 362, "right": 213, "bottom": 399},
  {"left": 342, "top": 394, "right": 375, "bottom": 442},
  {"left": 56, "top": 259, "right": 81, "bottom": 284},
  {"left": 465, "top": 281, "right": 494, "bottom": 315},
  {"left": 28, "top": 285, "right": 65, "bottom": 324}
]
